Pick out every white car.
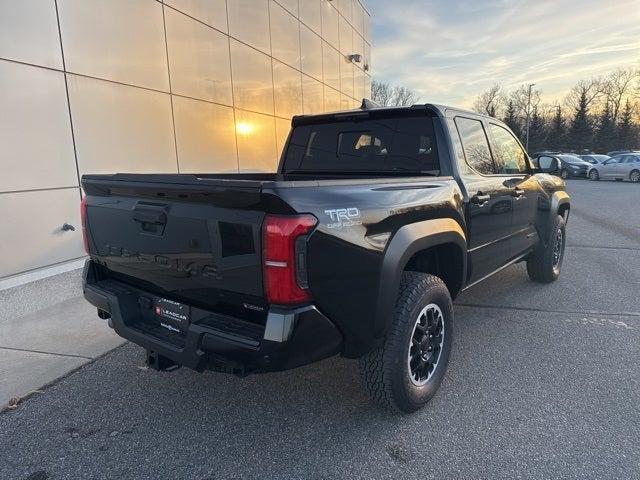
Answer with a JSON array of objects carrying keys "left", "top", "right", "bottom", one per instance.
[{"left": 588, "top": 154, "right": 640, "bottom": 182}]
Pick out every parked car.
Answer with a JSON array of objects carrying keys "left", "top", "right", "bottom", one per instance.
[
  {"left": 534, "top": 153, "right": 591, "bottom": 179},
  {"left": 606, "top": 150, "right": 640, "bottom": 157},
  {"left": 81, "top": 103, "right": 570, "bottom": 413},
  {"left": 580, "top": 154, "right": 610, "bottom": 165},
  {"left": 588, "top": 154, "right": 640, "bottom": 182}
]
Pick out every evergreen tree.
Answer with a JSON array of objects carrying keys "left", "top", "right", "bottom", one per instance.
[
  {"left": 527, "top": 106, "right": 547, "bottom": 154},
  {"left": 503, "top": 100, "right": 522, "bottom": 142},
  {"left": 594, "top": 101, "right": 616, "bottom": 153},
  {"left": 616, "top": 99, "right": 636, "bottom": 149},
  {"left": 568, "top": 90, "right": 593, "bottom": 151},
  {"left": 546, "top": 106, "right": 566, "bottom": 151}
]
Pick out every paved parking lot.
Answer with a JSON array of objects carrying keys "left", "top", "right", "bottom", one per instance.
[{"left": 1, "top": 180, "right": 639, "bottom": 480}]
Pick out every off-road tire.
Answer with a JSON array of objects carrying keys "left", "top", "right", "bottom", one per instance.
[
  {"left": 359, "top": 272, "right": 453, "bottom": 413},
  {"left": 527, "top": 214, "right": 566, "bottom": 283}
]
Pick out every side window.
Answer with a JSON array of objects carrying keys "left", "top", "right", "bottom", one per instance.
[
  {"left": 454, "top": 117, "right": 495, "bottom": 175},
  {"left": 489, "top": 124, "right": 528, "bottom": 174}
]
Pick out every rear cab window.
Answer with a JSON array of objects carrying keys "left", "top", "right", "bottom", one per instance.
[{"left": 283, "top": 112, "right": 441, "bottom": 176}]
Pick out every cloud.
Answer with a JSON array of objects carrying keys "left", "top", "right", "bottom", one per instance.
[{"left": 366, "top": 0, "right": 640, "bottom": 107}]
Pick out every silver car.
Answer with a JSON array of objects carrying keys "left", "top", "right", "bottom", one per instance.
[{"left": 588, "top": 154, "right": 640, "bottom": 183}]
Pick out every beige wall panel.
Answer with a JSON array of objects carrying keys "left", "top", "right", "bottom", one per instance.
[
  {"left": 340, "top": 59, "right": 354, "bottom": 98},
  {"left": 164, "top": 0, "right": 228, "bottom": 32},
  {"left": 300, "top": 25, "right": 322, "bottom": 81},
  {"left": 339, "top": 0, "right": 353, "bottom": 24},
  {"left": 322, "top": 41, "right": 340, "bottom": 90},
  {"left": 234, "top": 109, "right": 277, "bottom": 171},
  {"left": 299, "top": 0, "right": 320, "bottom": 32},
  {"left": 173, "top": 96, "right": 238, "bottom": 173},
  {"left": 275, "top": 117, "right": 291, "bottom": 158},
  {"left": 165, "top": 8, "right": 233, "bottom": 105},
  {"left": 0, "top": 0, "right": 63, "bottom": 69},
  {"left": 354, "top": 65, "right": 365, "bottom": 101},
  {"left": 340, "top": 93, "right": 351, "bottom": 111},
  {"left": 275, "top": 0, "right": 298, "bottom": 17},
  {"left": 0, "top": 188, "right": 84, "bottom": 278},
  {"left": 323, "top": 84, "right": 340, "bottom": 112},
  {"left": 270, "top": 1, "right": 300, "bottom": 69},
  {"left": 0, "top": 61, "right": 77, "bottom": 192},
  {"left": 273, "top": 61, "right": 302, "bottom": 119},
  {"left": 67, "top": 75, "right": 176, "bottom": 176},
  {"left": 354, "top": 2, "right": 364, "bottom": 34},
  {"left": 230, "top": 40, "right": 274, "bottom": 115},
  {"left": 338, "top": 15, "right": 353, "bottom": 57},
  {"left": 363, "top": 10, "right": 370, "bottom": 40},
  {"left": 320, "top": 1, "right": 339, "bottom": 49},
  {"left": 58, "top": 0, "right": 169, "bottom": 91},
  {"left": 302, "top": 74, "right": 323, "bottom": 115},
  {"left": 364, "top": 74, "right": 371, "bottom": 99},
  {"left": 227, "top": 0, "right": 270, "bottom": 54}
]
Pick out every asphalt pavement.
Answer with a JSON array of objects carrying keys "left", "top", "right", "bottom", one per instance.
[{"left": 1, "top": 179, "right": 639, "bottom": 480}]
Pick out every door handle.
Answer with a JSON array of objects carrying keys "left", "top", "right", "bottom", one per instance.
[
  {"left": 512, "top": 188, "right": 525, "bottom": 198},
  {"left": 470, "top": 193, "right": 490, "bottom": 205}
]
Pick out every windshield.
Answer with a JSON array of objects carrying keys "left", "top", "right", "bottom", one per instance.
[{"left": 283, "top": 114, "right": 441, "bottom": 175}]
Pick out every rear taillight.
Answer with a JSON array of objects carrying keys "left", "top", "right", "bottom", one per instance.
[
  {"left": 80, "top": 195, "right": 89, "bottom": 254},
  {"left": 262, "top": 214, "right": 317, "bottom": 305}
]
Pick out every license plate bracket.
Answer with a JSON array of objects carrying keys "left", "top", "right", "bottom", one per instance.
[{"left": 154, "top": 298, "right": 190, "bottom": 333}]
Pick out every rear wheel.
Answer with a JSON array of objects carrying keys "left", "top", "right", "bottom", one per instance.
[
  {"left": 630, "top": 170, "right": 640, "bottom": 183},
  {"left": 359, "top": 272, "right": 453, "bottom": 413},
  {"left": 589, "top": 169, "right": 599, "bottom": 181},
  {"left": 560, "top": 169, "right": 569, "bottom": 180},
  {"left": 527, "top": 215, "right": 566, "bottom": 283}
]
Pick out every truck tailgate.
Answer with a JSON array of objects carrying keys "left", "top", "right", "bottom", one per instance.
[{"left": 82, "top": 175, "right": 275, "bottom": 316}]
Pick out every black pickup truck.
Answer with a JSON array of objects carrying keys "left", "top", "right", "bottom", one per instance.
[{"left": 81, "top": 103, "right": 570, "bottom": 412}]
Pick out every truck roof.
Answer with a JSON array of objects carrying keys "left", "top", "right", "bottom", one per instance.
[{"left": 291, "top": 101, "right": 495, "bottom": 126}]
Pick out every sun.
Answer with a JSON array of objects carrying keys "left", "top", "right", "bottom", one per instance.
[{"left": 235, "top": 121, "right": 253, "bottom": 136}]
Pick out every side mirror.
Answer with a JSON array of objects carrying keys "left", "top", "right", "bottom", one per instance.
[{"left": 537, "top": 157, "right": 559, "bottom": 173}]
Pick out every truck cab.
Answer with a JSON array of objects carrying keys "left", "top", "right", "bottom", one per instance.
[{"left": 82, "top": 102, "right": 570, "bottom": 412}]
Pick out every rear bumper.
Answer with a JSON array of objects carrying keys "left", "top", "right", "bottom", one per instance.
[{"left": 82, "top": 261, "right": 342, "bottom": 374}]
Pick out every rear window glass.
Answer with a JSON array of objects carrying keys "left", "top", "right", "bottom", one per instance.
[{"left": 283, "top": 115, "right": 440, "bottom": 175}]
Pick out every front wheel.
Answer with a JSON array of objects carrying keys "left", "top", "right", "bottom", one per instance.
[
  {"left": 527, "top": 214, "right": 566, "bottom": 283},
  {"left": 560, "top": 169, "right": 569, "bottom": 180},
  {"left": 589, "top": 169, "right": 599, "bottom": 181},
  {"left": 630, "top": 170, "right": 640, "bottom": 183},
  {"left": 359, "top": 272, "right": 453, "bottom": 413}
]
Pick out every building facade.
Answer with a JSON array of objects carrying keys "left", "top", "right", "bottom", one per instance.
[{"left": 0, "top": 0, "right": 371, "bottom": 282}]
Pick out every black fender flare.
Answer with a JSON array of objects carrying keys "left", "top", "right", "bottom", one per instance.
[{"left": 373, "top": 218, "right": 467, "bottom": 337}]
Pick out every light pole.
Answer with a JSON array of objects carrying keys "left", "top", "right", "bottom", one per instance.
[{"left": 525, "top": 83, "right": 536, "bottom": 153}]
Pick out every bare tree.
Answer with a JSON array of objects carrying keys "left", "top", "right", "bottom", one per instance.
[
  {"left": 564, "top": 78, "right": 605, "bottom": 112},
  {"left": 602, "top": 67, "right": 640, "bottom": 122},
  {"left": 393, "top": 86, "right": 420, "bottom": 106},
  {"left": 371, "top": 80, "right": 393, "bottom": 106},
  {"left": 472, "top": 84, "right": 504, "bottom": 117},
  {"left": 510, "top": 84, "right": 541, "bottom": 118},
  {"left": 371, "top": 80, "right": 420, "bottom": 106}
]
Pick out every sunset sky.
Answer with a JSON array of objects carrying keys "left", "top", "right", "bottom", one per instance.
[{"left": 367, "top": 0, "right": 640, "bottom": 108}]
